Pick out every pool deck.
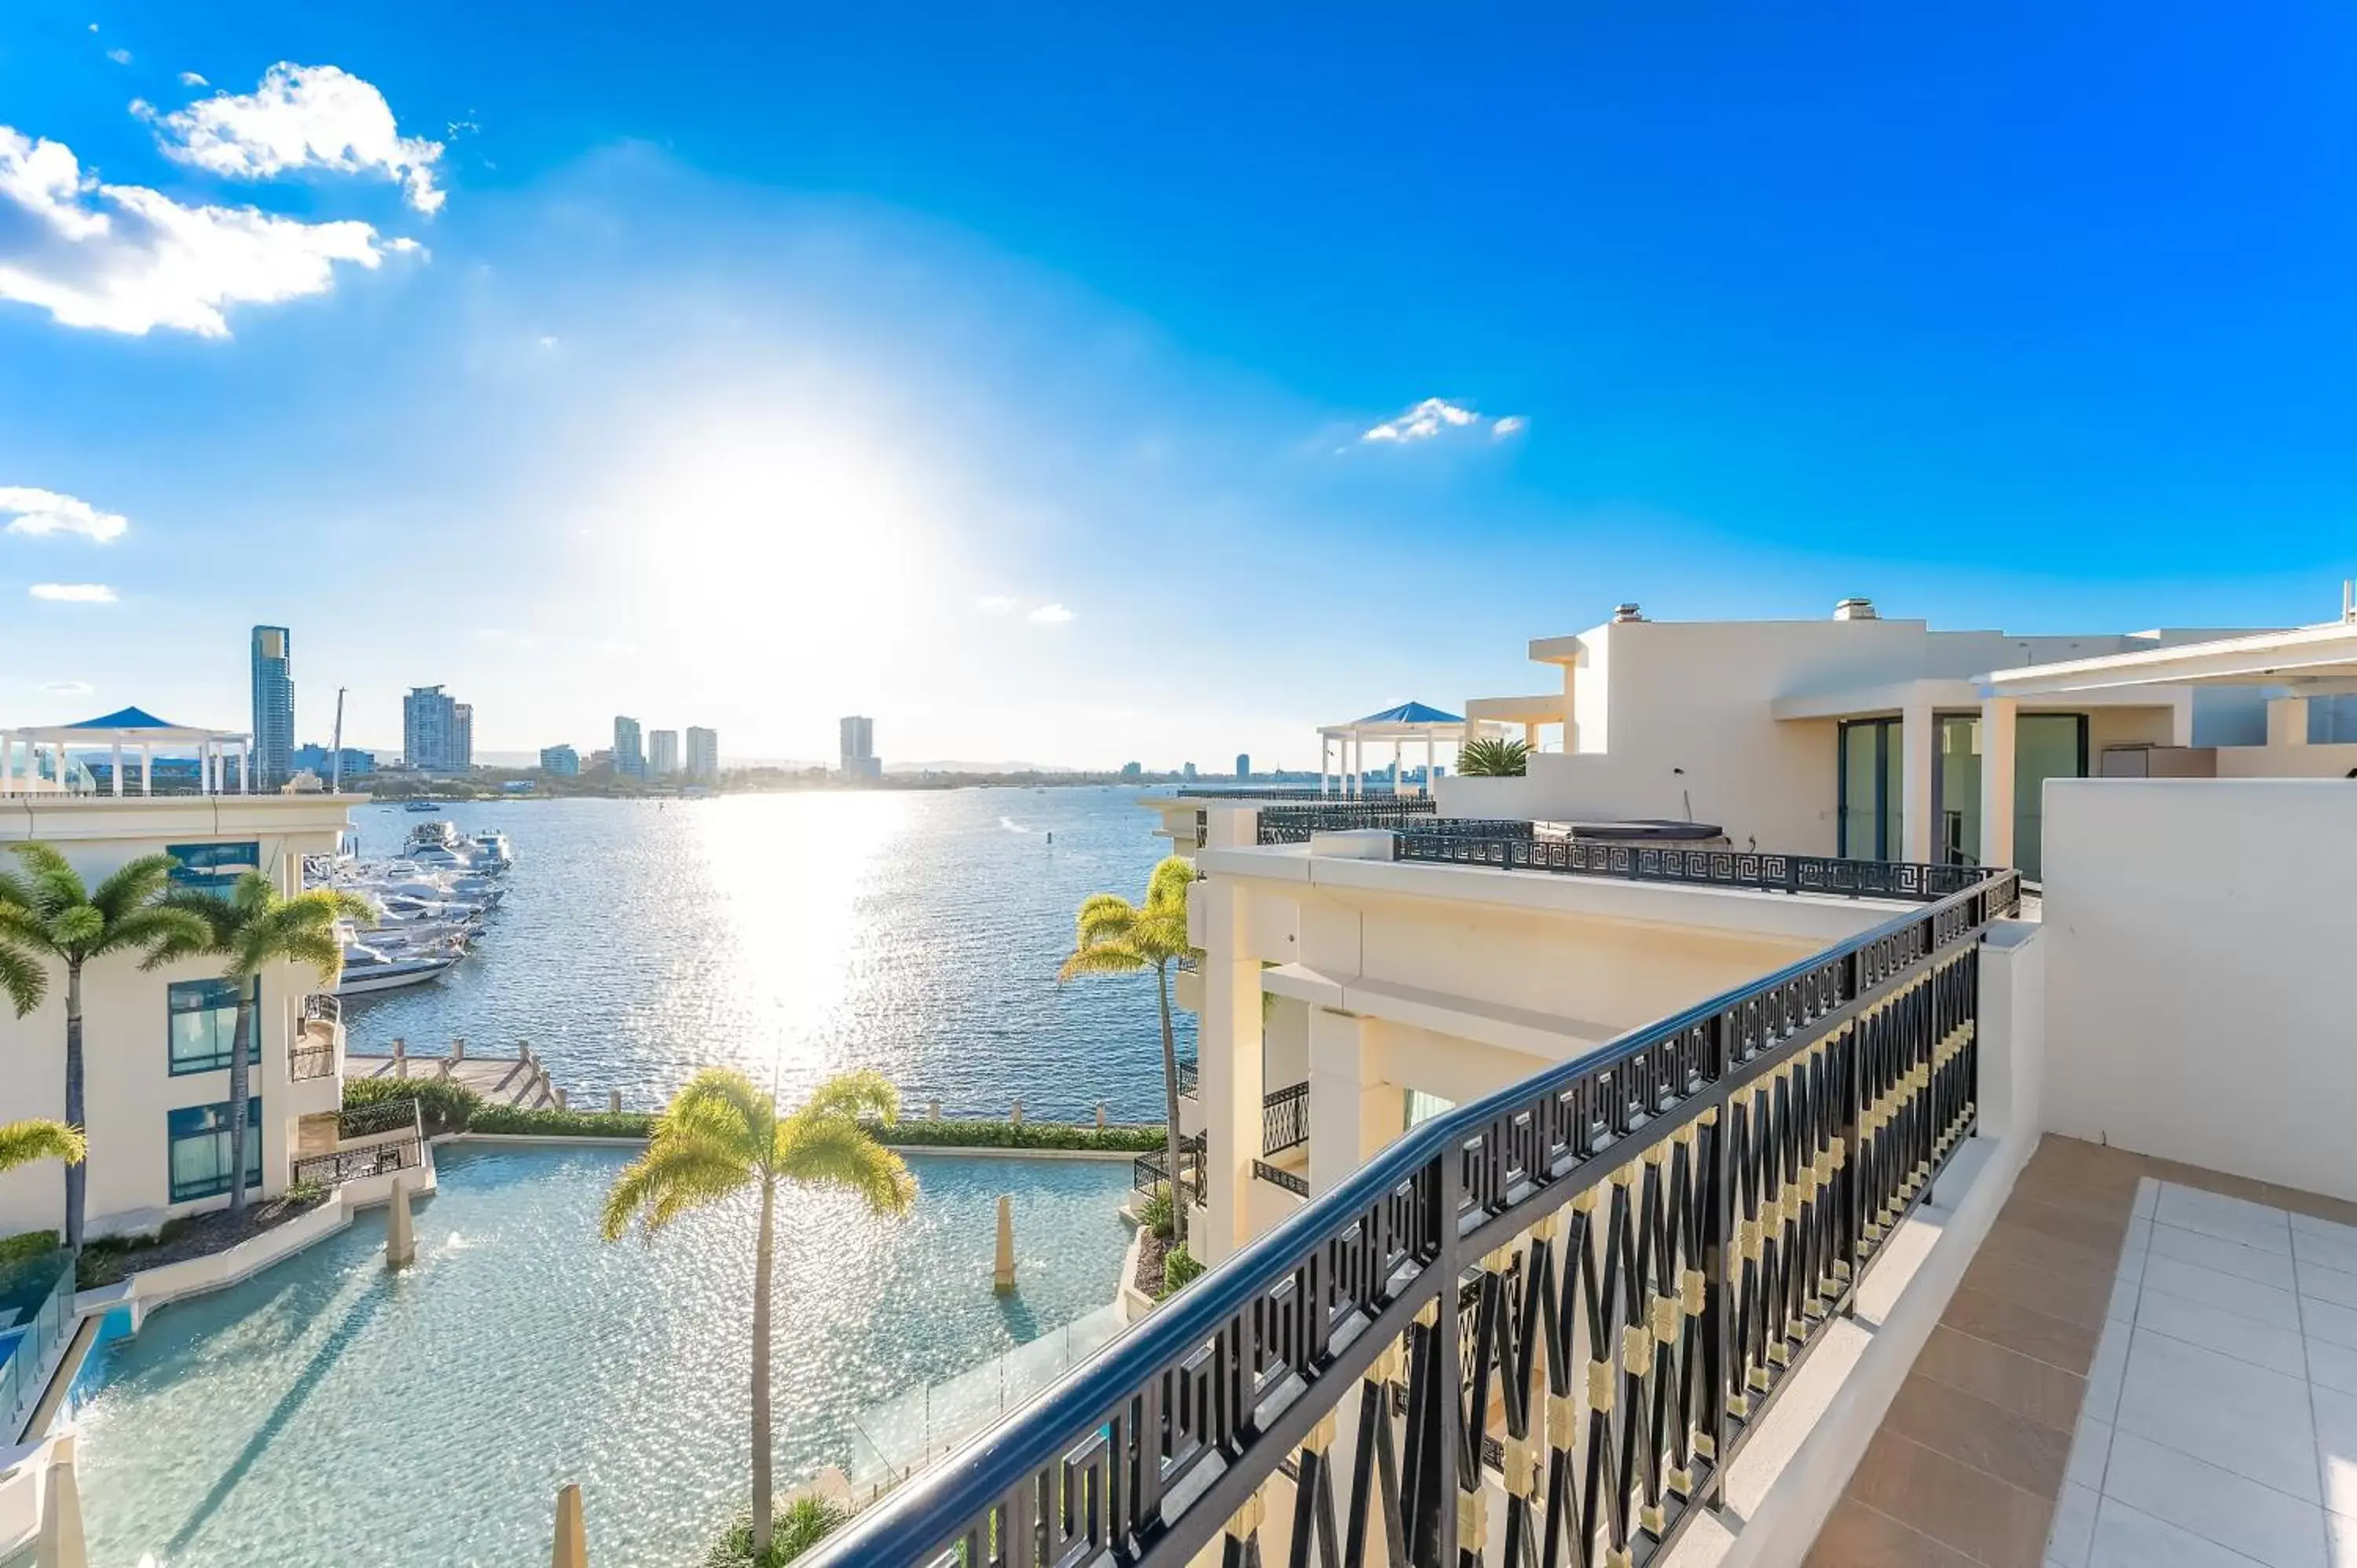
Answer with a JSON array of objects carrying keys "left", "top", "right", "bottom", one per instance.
[{"left": 345, "top": 1050, "right": 565, "bottom": 1109}]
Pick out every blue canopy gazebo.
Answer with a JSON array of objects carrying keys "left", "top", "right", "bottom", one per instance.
[
  {"left": 1318, "top": 702, "right": 1492, "bottom": 796},
  {"left": 1, "top": 706, "right": 254, "bottom": 797}
]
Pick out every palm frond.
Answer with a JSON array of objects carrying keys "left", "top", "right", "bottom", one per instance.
[
  {"left": 5, "top": 844, "right": 79, "bottom": 904},
  {"left": 796, "top": 1068, "right": 900, "bottom": 1127},
  {"left": 1058, "top": 943, "right": 1146, "bottom": 981},
  {"left": 1144, "top": 855, "right": 1197, "bottom": 911},
  {"left": 1072, "top": 893, "right": 1140, "bottom": 946},
  {"left": 0, "top": 1119, "right": 83, "bottom": 1174},
  {"left": 0, "top": 866, "right": 42, "bottom": 914},
  {"left": 775, "top": 1117, "right": 916, "bottom": 1218},
  {"left": 599, "top": 1131, "right": 755, "bottom": 1240},
  {"left": 0, "top": 902, "right": 60, "bottom": 958},
  {"left": 89, "top": 854, "right": 180, "bottom": 924},
  {"left": 0, "top": 942, "right": 46, "bottom": 1017},
  {"left": 653, "top": 1067, "right": 773, "bottom": 1162},
  {"left": 110, "top": 907, "right": 216, "bottom": 969}
]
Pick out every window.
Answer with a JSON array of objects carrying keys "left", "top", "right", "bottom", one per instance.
[
  {"left": 167, "top": 976, "right": 260, "bottom": 1075},
  {"left": 167, "top": 1099, "right": 263, "bottom": 1203},
  {"left": 2013, "top": 713, "right": 2088, "bottom": 885},
  {"left": 167, "top": 841, "right": 260, "bottom": 892},
  {"left": 1838, "top": 718, "right": 1904, "bottom": 861}
]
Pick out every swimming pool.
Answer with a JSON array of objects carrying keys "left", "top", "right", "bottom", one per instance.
[{"left": 70, "top": 1144, "right": 1134, "bottom": 1567}]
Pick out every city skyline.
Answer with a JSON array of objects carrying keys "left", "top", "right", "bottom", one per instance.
[{"left": 7, "top": 6, "right": 2357, "bottom": 769}]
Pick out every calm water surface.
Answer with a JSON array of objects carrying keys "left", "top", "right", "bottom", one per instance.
[
  {"left": 343, "top": 788, "right": 1192, "bottom": 1119},
  {"left": 75, "top": 1145, "right": 1135, "bottom": 1568}
]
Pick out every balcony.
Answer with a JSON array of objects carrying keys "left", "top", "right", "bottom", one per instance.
[
  {"left": 291, "top": 1096, "right": 424, "bottom": 1189},
  {"left": 288, "top": 992, "right": 342, "bottom": 1083}
]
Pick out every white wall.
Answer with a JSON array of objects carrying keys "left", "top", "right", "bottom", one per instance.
[{"left": 2042, "top": 779, "right": 2357, "bottom": 1201}]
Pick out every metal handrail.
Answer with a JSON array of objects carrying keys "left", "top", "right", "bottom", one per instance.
[
  {"left": 301, "top": 992, "right": 342, "bottom": 1028},
  {"left": 291, "top": 1134, "right": 420, "bottom": 1188},
  {"left": 1255, "top": 799, "right": 1446, "bottom": 844},
  {"left": 1261, "top": 1080, "right": 1308, "bottom": 1155},
  {"left": 1395, "top": 830, "right": 1998, "bottom": 902},
  {"left": 1251, "top": 1159, "right": 1309, "bottom": 1197},
  {"left": 1173, "top": 787, "right": 1410, "bottom": 803},
  {"left": 289, "top": 1044, "right": 337, "bottom": 1082},
  {"left": 1175, "top": 1057, "right": 1197, "bottom": 1097},
  {"left": 803, "top": 868, "right": 2020, "bottom": 1568}
]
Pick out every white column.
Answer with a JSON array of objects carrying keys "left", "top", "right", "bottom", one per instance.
[
  {"left": 111, "top": 741, "right": 123, "bottom": 797},
  {"left": 141, "top": 743, "right": 152, "bottom": 795},
  {"left": 241, "top": 739, "right": 253, "bottom": 793},
  {"left": 1980, "top": 698, "right": 2018, "bottom": 871},
  {"left": 2267, "top": 696, "right": 2310, "bottom": 749},
  {"left": 1196, "top": 877, "right": 1264, "bottom": 1266},
  {"left": 1320, "top": 735, "right": 1331, "bottom": 797},
  {"left": 1391, "top": 738, "right": 1402, "bottom": 793},
  {"left": 1, "top": 731, "right": 12, "bottom": 794},
  {"left": 1308, "top": 1009, "right": 1394, "bottom": 1197},
  {"left": 1901, "top": 697, "right": 1935, "bottom": 863},
  {"left": 1425, "top": 734, "right": 1436, "bottom": 795}
]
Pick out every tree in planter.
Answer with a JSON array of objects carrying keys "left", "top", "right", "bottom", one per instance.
[
  {"left": 0, "top": 845, "right": 210, "bottom": 1247},
  {"left": 603, "top": 1068, "right": 915, "bottom": 1565},
  {"left": 1058, "top": 855, "right": 1198, "bottom": 1251},
  {"left": 163, "top": 871, "right": 374, "bottom": 1213},
  {"left": 1457, "top": 736, "right": 1530, "bottom": 777}
]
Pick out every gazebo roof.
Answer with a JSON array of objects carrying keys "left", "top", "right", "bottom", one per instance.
[
  {"left": 12, "top": 706, "right": 249, "bottom": 745},
  {"left": 1321, "top": 700, "right": 1482, "bottom": 740},
  {"left": 1355, "top": 701, "right": 1463, "bottom": 726}
]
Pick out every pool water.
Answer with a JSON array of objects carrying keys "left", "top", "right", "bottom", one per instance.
[{"left": 71, "top": 1145, "right": 1134, "bottom": 1568}]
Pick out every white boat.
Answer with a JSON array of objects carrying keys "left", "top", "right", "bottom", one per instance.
[
  {"left": 404, "top": 800, "right": 441, "bottom": 813},
  {"left": 467, "top": 829, "right": 514, "bottom": 870},
  {"left": 336, "top": 942, "right": 457, "bottom": 995}
]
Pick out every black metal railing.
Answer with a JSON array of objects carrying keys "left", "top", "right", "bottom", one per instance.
[
  {"left": 1397, "top": 830, "right": 2000, "bottom": 902},
  {"left": 292, "top": 1134, "right": 421, "bottom": 1188},
  {"left": 803, "top": 869, "right": 2019, "bottom": 1568},
  {"left": 1175, "top": 787, "right": 1408, "bottom": 803},
  {"left": 1255, "top": 798, "right": 1443, "bottom": 844},
  {"left": 1175, "top": 1058, "right": 1198, "bottom": 1098},
  {"left": 302, "top": 992, "right": 342, "bottom": 1029},
  {"left": 1133, "top": 1134, "right": 1207, "bottom": 1207},
  {"left": 1262, "top": 1081, "right": 1309, "bottom": 1155},
  {"left": 1252, "top": 1159, "right": 1310, "bottom": 1198}
]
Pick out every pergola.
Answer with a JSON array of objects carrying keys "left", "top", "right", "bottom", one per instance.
[
  {"left": 0, "top": 706, "right": 255, "bottom": 797},
  {"left": 1318, "top": 702, "right": 1491, "bottom": 796}
]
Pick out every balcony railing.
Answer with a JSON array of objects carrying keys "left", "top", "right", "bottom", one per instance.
[
  {"left": 1175, "top": 786, "right": 1409, "bottom": 803},
  {"left": 1175, "top": 1058, "right": 1198, "bottom": 1098},
  {"left": 1251, "top": 1158, "right": 1309, "bottom": 1197},
  {"left": 1262, "top": 1080, "right": 1308, "bottom": 1155},
  {"left": 289, "top": 1043, "right": 337, "bottom": 1082},
  {"left": 1254, "top": 798, "right": 1443, "bottom": 844},
  {"left": 804, "top": 868, "right": 2020, "bottom": 1568},
  {"left": 1396, "top": 828, "right": 2000, "bottom": 902},
  {"left": 292, "top": 1133, "right": 420, "bottom": 1188},
  {"left": 1132, "top": 1134, "right": 1207, "bottom": 1207}
]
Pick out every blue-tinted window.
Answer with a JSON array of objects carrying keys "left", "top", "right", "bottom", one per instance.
[
  {"left": 166, "top": 841, "right": 260, "bottom": 892},
  {"left": 167, "top": 976, "right": 260, "bottom": 1075},
  {"left": 167, "top": 1098, "right": 263, "bottom": 1203}
]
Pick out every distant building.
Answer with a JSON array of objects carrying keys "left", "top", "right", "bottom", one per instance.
[
  {"left": 614, "top": 716, "right": 646, "bottom": 778},
  {"left": 1120, "top": 761, "right": 1142, "bottom": 781},
  {"left": 402, "top": 687, "right": 471, "bottom": 772},
  {"left": 839, "top": 715, "right": 882, "bottom": 781},
  {"left": 650, "top": 729, "right": 680, "bottom": 775},
  {"left": 685, "top": 727, "right": 719, "bottom": 780},
  {"left": 588, "top": 749, "right": 614, "bottom": 771},
  {"left": 250, "top": 626, "right": 294, "bottom": 789},
  {"left": 539, "top": 744, "right": 581, "bottom": 775},
  {"left": 1183, "top": 761, "right": 1198, "bottom": 781},
  {"left": 289, "top": 743, "right": 375, "bottom": 780},
  {"left": 1236, "top": 753, "right": 1250, "bottom": 779}
]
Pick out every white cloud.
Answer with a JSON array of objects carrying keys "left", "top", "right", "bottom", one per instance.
[
  {"left": 0, "top": 125, "right": 407, "bottom": 335},
  {"left": 41, "top": 680, "right": 93, "bottom": 696},
  {"left": 1360, "top": 397, "right": 1529, "bottom": 446},
  {"left": 1492, "top": 415, "right": 1528, "bottom": 438},
  {"left": 1028, "top": 603, "right": 1076, "bottom": 624},
  {"left": 975, "top": 594, "right": 1017, "bottom": 614},
  {"left": 105, "top": 48, "right": 131, "bottom": 65},
  {"left": 0, "top": 486, "right": 127, "bottom": 541},
  {"left": 29, "top": 583, "right": 116, "bottom": 603},
  {"left": 178, "top": 71, "right": 209, "bottom": 87},
  {"left": 535, "top": 334, "right": 558, "bottom": 349},
  {"left": 141, "top": 63, "right": 445, "bottom": 214}
]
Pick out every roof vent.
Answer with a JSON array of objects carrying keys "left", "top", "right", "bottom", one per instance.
[
  {"left": 1834, "top": 597, "right": 1878, "bottom": 621},
  {"left": 1611, "top": 603, "right": 1645, "bottom": 623}
]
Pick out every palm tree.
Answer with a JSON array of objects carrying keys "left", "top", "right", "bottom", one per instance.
[
  {"left": 0, "top": 1119, "right": 85, "bottom": 1176},
  {"left": 163, "top": 871, "right": 374, "bottom": 1214},
  {"left": 603, "top": 1068, "right": 915, "bottom": 1563},
  {"left": 1457, "top": 735, "right": 1530, "bottom": 777},
  {"left": 1058, "top": 854, "right": 1197, "bottom": 1251},
  {"left": 0, "top": 844, "right": 210, "bottom": 1247}
]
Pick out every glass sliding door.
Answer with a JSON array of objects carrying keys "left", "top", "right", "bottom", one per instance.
[
  {"left": 1838, "top": 718, "right": 1903, "bottom": 860},
  {"left": 1935, "top": 714, "right": 1983, "bottom": 866},
  {"left": 2014, "top": 713, "right": 2088, "bottom": 884}
]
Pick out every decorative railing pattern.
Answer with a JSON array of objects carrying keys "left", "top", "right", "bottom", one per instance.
[
  {"left": 1176, "top": 787, "right": 1408, "bottom": 803},
  {"left": 1397, "top": 830, "right": 2003, "bottom": 903},
  {"left": 1252, "top": 1159, "right": 1310, "bottom": 1198},
  {"left": 289, "top": 1044, "right": 337, "bottom": 1082},
  {"left": 292, "top": 1134, "right": 420, "bottom": 1188},
  {"left": 1175, "top": 1058, "right": 1199, "bottom": 1098},
  {"left": 802, "top": 870, "right": 2018, "bottom": 1568},
  {"left": 1133, "top": 1134, "right": 1207, "bottom": 1207},
  {"left": 1255, "top": 798, "right": 1444, "bottom": 844},
  {"left": 1263, "top": 1081, "right": 1309, "bottom": 1156}
]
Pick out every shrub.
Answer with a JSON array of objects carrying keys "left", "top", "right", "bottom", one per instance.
[
  {"left": 283, "top": 1177, "right": 332, "bottom": 1207},
  {"left": 868, "top": 1119, "right": 1166, "bottom": 1153},
  {"left": 1457, "top": 737, "right": 1530, "bottom": 778},
  {"left": 0, "top": 1229, "right": 61, "bottom": 1267},
  {"left": 1137, "top": 1182, "right": 1175, "bottom": 1241},
  {"left": 703, "top": 1496, "right": 846, "bottom": 1566},
  {"left": 343, "top": 1075, "right": 482, "bottom": 1134},
  {"left": 1162, "top": 1244, "right": 1204, "bottom": 1295},
  {"left": 469, "top": 1105, "right": 654, "bottom": 1138}
]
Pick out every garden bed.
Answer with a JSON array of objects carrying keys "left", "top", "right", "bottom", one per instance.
[{"left": 78, "top": 1189, "right": 332, "bottom": 1290}]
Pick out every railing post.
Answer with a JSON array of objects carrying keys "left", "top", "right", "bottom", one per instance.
[{"left": 1431, "top": 1150, "right": 1465, "bottom": 1566}]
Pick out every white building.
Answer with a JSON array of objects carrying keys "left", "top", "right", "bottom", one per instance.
[
  {"left": 0, "top": 788, "right": 358, "bottom": 1240},
  {"left": 649, "top": 729, "right": 680, "bottom": 775},
  {"left": 685, "top": 726, "right": 719, "bottom": 780},
  {"left": 402, "top": 686, "right": 470, "bottom": 773}
]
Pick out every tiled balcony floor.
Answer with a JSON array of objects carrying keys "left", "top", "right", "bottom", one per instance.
[{"left": 1808, "top": 1136, "right": 2357, "bottom": 1568}]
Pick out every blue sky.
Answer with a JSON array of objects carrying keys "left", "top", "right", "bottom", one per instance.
[{"left": 5, "top": 2, "right": 2355, "bottom": 767}]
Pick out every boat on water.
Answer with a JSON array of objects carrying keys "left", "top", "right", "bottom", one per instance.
[
  {"left": 313, "top": 813, "right": 518, "bottom": 997},
  {"left": 404, "top": 800, "right": 441, "bottom": 812},
  {"left": 336, "top": 939, "right": 460, "bottom": 995}
]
